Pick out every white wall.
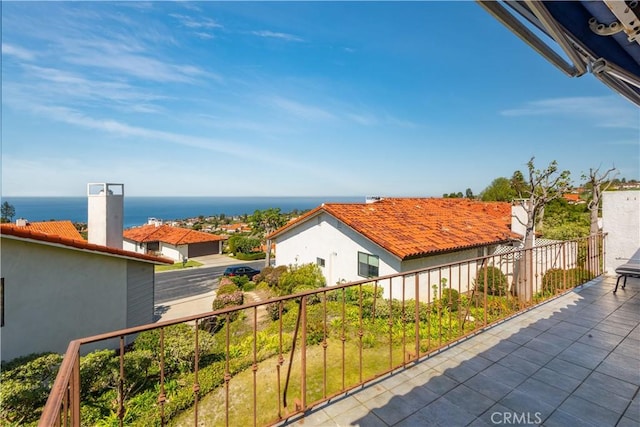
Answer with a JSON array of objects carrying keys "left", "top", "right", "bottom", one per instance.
[
  {"left": 0, "top": 238, "right": 147, "bottom": 361},
  {"left": 123, "top": 239, "right": 187, "bottom": 262},
  {"left": 123, "top": 239, "right": 145, "bottom": 254},
  {"left": 160, "top": 243, "right": 187, "bottom": 262},
  {"left": 603, "top": 191, "right": 640, "bottom": 273},
  {"left": 397, "top": 248, "right": 480, "bottom": 300},
  {"left": 274, "top": 212, "right": 401, "bottom": 287}
]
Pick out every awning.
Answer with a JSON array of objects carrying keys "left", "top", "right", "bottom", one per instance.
[{"left": 478, "top": 0, "right": 640, "bottom": 107}]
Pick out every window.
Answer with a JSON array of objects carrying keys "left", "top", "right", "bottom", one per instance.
[
  {"left": 358, "top": 252, "right": 379, "bottom": 278},
  {"left": 317, "top": 257, "right": 325, "bottom": 268}
]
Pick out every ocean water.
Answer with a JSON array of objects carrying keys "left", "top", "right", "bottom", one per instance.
[{"left": 3, "top": 196, "right": 363, "bottom": 229}]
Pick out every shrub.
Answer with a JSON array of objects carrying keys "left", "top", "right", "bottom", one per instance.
[
  {"left": 440, "top": 288, "right": 460, "bottom": 311},
  {"left": 277, "top": 263, "right": 326, "bottom": 296},
  {"left": 229, "top": 275, "right": 250, "bottom": 290},
  {"left": 227, "top": 235, "right": 261, "bottom": 254},
  {"left": 211, "top": 291, "right": 244, "bottom": 311},
  {"left": 266, "top": 301, "right": 288, "bottom": 321},
  {"left": 474, "top": 266, "right": 509, "bottom": 296},
  {"left": 253, "top": 265, "right": 287, "bottom": 288},
  {"left": 202, "top": 291, "right": 245, "bottom": 334},
  {"left": 542, "top": 268, "right": 594, "bottom": 293},
  {"left": 235, "top": 252, "right": 266, "bottom": 261},
  {"left": 0, "top": 352, "right": 63, "bottom": 425},
  {"left": 242, "top": 280, "right": 256, "bottom": 292},
  {"left": 134, "top": 324, "right": 215, "bottom": 375},
  {"left": 78, "top": 348, "right": 155, "bottom": 419},
  {"left": 217, "top": 282, "right": 240, "bottom": 295}
]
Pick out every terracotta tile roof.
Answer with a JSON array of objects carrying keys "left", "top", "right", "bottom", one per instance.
[
  {"left": 3, "top": 220, "right": 84, "bottom": 240},
  {"left": 269, "top": 198, "right": 519, "bottom": 260},
  {"left": 123, "top": 224, "right": 226, "bottom": 246},
  {"left": 1, "top": 224, "right": 173, "bottom": 264},
  {"left": 563, "top": 193, "right": 581, "bottom": 202}
]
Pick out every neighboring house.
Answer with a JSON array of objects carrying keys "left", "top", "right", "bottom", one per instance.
[
  {"left": 268, "top": 198, "right": 520, "bottom": 297},
  {"left": 562, "top": 193, "right": 583, "bottom": 204},
  {"left": 219, "top": 223, "right": 252, "bottom": 234},
  {"left": 0, "top": 224, "right": 172, "bottom": 362},
  {"left": 123, "top": 224, "right": 226, "bottom": 262},
  {"left": 5, "top": 219, "right": 84, "bottom": 240}
]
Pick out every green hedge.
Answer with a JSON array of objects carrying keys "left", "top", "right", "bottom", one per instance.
[
  {"left": 235, "top": 252, "right": 265, "bottom": 261},
  {"left": 474, "top": 266, "right": 509, "bottom": 296},
  {"left": 0, "top": 353, "right": 63, "bottom": 426}
]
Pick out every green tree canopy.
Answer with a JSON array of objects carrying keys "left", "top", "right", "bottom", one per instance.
[
  {"left": 1, "top": 201, "right": 16, "bottom": 223},
  {"left": 248, "top": 208, "right": 287, "bottom": 237},
  {"left": 249, "top": 208, "right": 289, "bottom": 266},
  {"left": 480, "top": 177, "right": 516, "bottom": 202},
  {"left": 465, "top": 188, "right": 474, "bottom": 199}
]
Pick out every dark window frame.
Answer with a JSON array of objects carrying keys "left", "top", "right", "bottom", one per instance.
[
  {"left": 147, "top": 241, "right": 160, "bottom": 251},
  {"left": 358, "top": 252, "right": 379, "bottom": 278},
  {"left": 317, "top": 257, "right": 325, "bottom": 268}
]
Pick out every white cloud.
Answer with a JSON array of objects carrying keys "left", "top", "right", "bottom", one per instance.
[
  {"left": 251, "top": 30, "right": 303, "bottom": 42},
  {"left": 501, "top": 96, "right": 639, "bottom": 129},
  {"left": 2, "top": 43, "right": 36, "bottom": 60},
  {"left": 8, "top": 65, "right": 168, "bottom": 114},
  {"left": 64, "top": 50, "right": 216, "bottom": 83},
  {"left": 31, "top": 105, "right": 246, "bottom": 155},
  {"left": 270, "top": 96, "right": 336, "bottom": 121},
  {"left": 169, "top": 13, "right": 222, "bottom": 29},
  {"left": 195, "top": 32, "right": 215, "bottom": 40}
]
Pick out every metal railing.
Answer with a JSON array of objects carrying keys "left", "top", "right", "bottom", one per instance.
[{"left": 39, "top": 234, "right": 605, "bottom": 426}]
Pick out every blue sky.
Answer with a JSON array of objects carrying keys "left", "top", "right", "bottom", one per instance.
[{"left": 2, "top": 1, "right": 638, "bottom": 197}]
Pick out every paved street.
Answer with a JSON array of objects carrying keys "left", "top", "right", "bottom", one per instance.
[
  {"left": 153, "top": 256, "right": 265, "bottom": 321},
  {"left": 155, "top": 266, "right": 223, "bottom": 304}
]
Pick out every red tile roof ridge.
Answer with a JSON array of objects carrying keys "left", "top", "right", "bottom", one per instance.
[
  {"left": 1, "top": 224, "right": 172, "bottom": 264},
  {"left": 123, "top": 224, "right": 225, "bottom": 245},
  {"left": 268, "top": 198, "right": 519, "bottom": 259},
  {"left": 2, "top": 220, "right": 84, "bottom": 240}
]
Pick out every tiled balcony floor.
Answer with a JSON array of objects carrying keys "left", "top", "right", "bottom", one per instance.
[{"left": 279, "top": 275, "right": 640, "bottom": 426}]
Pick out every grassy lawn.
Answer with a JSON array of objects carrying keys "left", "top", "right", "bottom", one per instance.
[
  {"left": 168, "top": 294, "right": 523, "bottom": 427},
  {"left": 171, "top": 338, "right": 406, "bottom": 427},
  {"left": 155, "top": 260, "right": 203, "bottom": 272}
]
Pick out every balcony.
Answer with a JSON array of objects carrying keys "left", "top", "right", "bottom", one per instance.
[
  {"left": 279, "top": 274, "right": 639, "bottom": 426},
  {"left": 39, "top": 235, "right": 639, "bottom": 426}
]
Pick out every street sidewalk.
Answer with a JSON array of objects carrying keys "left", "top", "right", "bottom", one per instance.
[{"left": 154, "top": 290, "right": 217, "bottom": 322}]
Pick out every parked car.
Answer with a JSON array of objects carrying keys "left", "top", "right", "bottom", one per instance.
[{"left": 223, "top": 265, "right": 261, "bottom": 279}]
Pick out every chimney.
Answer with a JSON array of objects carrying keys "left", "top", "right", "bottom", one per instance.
[
  {"left": 511, "top": 200, "right": 528, "bottom": 239},
  {"left": 15, "top": 218, "right": 28, "bottom": 227},
  {"left": 87, "top": 183, "right": 124, "bottom": 249}
]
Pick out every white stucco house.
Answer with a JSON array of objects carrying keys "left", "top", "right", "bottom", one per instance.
[
  {"left": 268, "top": 198, "right": 521, "bottom": 296},
  {"left": 0, "top": 223, "right": 172, "bottom": 362},
  {"left": 123, "top": 224, "right": 226, "bottom": 262}
]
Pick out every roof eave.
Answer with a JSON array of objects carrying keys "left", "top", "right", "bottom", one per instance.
[
  {"left": 2, "top": 233, "right": 173, "bottom": 265},
  {"left": 400, "top": 238, "right": 516, "bottom": 261}
]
